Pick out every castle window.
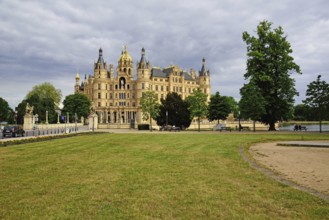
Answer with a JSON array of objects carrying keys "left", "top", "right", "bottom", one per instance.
[
  {"left": 98, "top": 93, "right": 101, "bottom": 99},
  {"left": 110, "top": 93, "right": 113, "bottom": 99},
  {"left": 115, "top": 93, "right": 117, "bottom": 98},
  {"left": 132, "top": 102, "right": 135, "bottom": 107},
  {"left": 132, "top": 93, "right": 135, "bottom": 98},
  {"left": 110, "top": 85, "right": 113, "bottom": 90},
  {"left": 115, "top": 85, "right": 118, "bottom": 90},
  {"left": 127, "top": 84, "right": 130, "bottom": 90},
  {"left": 155, "top": 85, "right": 158, "bottom": 91},
  {"left": 166, "top": 86, "right": 168, "bottom": 91},
  {"left": 180, "top": 87, "right": 182, "bottom": 92},
  {"left": 106, "top": 93, "right": 108, "bottom": 99},
  {"left": 128, "top": 93, "right": 130, "bottom": 98},
  {"left": 161, "top": 86, "right": 163, "bottom": 91},
  {"left": 142, "top": 83, "right": 145, "bottom": 89},
  {"left": 106, "top": 84, "right": 108, "bottom": 90},
  {"left": 161, "top": 94, "right": 164, "bottom": 99},
  {"left": 110, "top": 103, "right": 113, "bottom": 106},
  {"left": 98, "top": 83, "right": 101, "bottom": 90},
  {"left": 98, "top": 102, "right": 101, "bottom": 107}
]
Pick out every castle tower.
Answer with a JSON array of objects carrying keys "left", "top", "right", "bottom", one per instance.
[
  {"left": 137, "top": 48, "right": 151, "bottom": 79},
  {"left": 198, "top": 58, "right": 211, "bottom": 101},
  {"left": 136, "top": 48, "right": 151, "bottom": 123},
  {"left": 117, "top": 46, "right": 133, "bottom": 80},
  {"left": 75, "top": 72, "right": 80, "bottom": 93}
]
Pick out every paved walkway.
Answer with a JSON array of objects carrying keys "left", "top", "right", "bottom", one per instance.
[{"left": 277, "top": 141, "right": 329, "bottom": 148}]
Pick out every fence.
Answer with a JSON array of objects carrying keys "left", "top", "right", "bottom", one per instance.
[{"left": 0, "top": 125, "right": 89, "bottom": 139}]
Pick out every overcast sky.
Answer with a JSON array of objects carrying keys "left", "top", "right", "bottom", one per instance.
[{"left": 1, "top": 0, "right": 328, "bottom": 108}]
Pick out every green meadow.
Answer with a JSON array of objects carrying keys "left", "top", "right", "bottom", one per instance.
[{"left": 0, "top": 133, "right": 328, "bottom": 219}]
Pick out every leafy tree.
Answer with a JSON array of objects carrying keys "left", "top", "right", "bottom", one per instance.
[
  {"left": 207, "top": 92, "right": 231, "bottom": 124},
  {"left": 186, "top": 89, "right": 208, "bottom": 132},
  {"left": 0, "top": 97, "right": 14, "bottom": 124},
  {"left": 26, "top": 82, "right": 62, "bottom": 106},
  {"left": 242, "top": 20, "right": 301, "bottom": 130},
  {"left": 156, "top": 92, "right": 191, "bottom": 129},
  {"left": 239, "top": 82, "right": 266, "bottom": 131},
  {"left": 303, "top": 75, "right": 329, "bottom": 132},
  {"left": 293, "top": 104, "right": 313, "bottom": 121},
  {"left": 225, "top": 96, "right": 239, "bottom": 118},
  {"left": 140, "top": 91, "right": 160, "bottom": 131},
  {"left": 62, "top": 93, "right": 91, "bottom": 122}
]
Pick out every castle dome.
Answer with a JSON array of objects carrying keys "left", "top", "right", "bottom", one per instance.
[{"left": 118, "top": 45, "right": 132, "bottom": 63}]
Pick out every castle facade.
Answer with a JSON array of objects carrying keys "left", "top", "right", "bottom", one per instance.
[{"left": 74, "top": 47, "right": 211, "bottom": 128}]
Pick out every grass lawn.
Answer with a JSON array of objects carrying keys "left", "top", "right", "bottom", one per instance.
[{"left": 0, "top": 133, "right": 328, "bottom": 219}]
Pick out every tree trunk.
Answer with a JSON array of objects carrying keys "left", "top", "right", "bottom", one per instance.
[
  {"left": 268, "top": 122, "right": 276, "bottom": 131},
  {"left": 253, "top": 120, "right": 256, "bottom": 132},
  {"left": 150, "top": 117, "right": 152, "bottom": 132}
]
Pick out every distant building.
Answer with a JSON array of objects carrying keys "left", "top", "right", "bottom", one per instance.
[{"left": 74, "top": 47, "right": 211, "bottom": 127}]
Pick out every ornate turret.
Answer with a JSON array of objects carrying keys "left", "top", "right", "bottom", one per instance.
[
  {"left": 75, "top": 72, "right": 81, "bottom": 93},
  {"left": 95, "top": 48, "right": 106, "bottom": 70},
  {"left": 137, "top": 48, "right": 151, "bottom": 79},
  {"left": 198, "top": 58, "right": 211, "bottom": 101},
  {"left": 199, "top": 58, "right": 210, "bottom": 76},
  {"left": 117, "top": 45, "right": 133, "bottom": 78}
]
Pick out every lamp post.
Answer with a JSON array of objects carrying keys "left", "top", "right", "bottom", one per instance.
[
  {"left": 14, "top": 110, "right": 18, "bottom": 125},
  {"left": 238, "top": 111, "right": 241, "bottom": 132},
  {"left": 166, "top": 110, "right": 168, "bottom": 127},
  {"left": 92, "top": 114, "right": 95, "bottom": 132},
  {"left": 75, "top": 112, "right": 77, "bottom": 132}
]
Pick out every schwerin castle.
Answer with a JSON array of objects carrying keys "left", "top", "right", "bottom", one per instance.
[{"left": 74, "top": 47, "right": 211, "bottom": 128}]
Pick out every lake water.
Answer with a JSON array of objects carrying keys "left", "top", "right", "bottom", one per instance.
[{"left": 278, "top": 124, "right": 329, "bottom": 132}]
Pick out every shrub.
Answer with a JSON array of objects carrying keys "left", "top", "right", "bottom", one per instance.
[{"left": 138, "top": 124, "right": 149, "bottom": 130}]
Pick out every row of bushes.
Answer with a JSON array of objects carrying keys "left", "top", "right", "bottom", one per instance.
[
  {"left": 138, "top": 124, "right": 150, "bottom": 130},
  {"left": 0, "top": 132, "right": 106, "bottom": 147}
]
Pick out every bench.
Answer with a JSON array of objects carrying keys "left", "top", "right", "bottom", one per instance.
[
  {"left": 213, "top": 124, "right": 232, "bottom": 132},
  {"left": 219, "top": 127, "right": 232, "bottom": 132},
  {"left": 294, "top": 126, "right": 307, "bottom": 131},
  {"left": 239, "top": 125, "right": 250, "bottom": 131}
]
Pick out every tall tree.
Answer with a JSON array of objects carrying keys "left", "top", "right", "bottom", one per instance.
[
  {"left": 207, "top": 92, "right": 231, "bottom": 124},
  {"left": 62, "top": 93, "right": 91, "bottom": 122},
  {"left": 0, "top": 97, "right": 14, "bottom": 124},
  {"left": 239, "top": 82, "right": 266, "bottom": 131},
  {"left": 140, "top": 91, "right": 160, "bottom": 131},
  {"left": 303, "top": 75, "right": 329, "bottom": 133},
  {"left": 242, "top": 20, "right": 301, "bottom": 130},
  {"left": 26, "top": 82, "right": 62, "bottom": 106},
  {"left": 186, "top": 89, "right": 208, "bottom": 132},
  {"left": 156, "top": 92, "right": 191, "bottom": 129}
]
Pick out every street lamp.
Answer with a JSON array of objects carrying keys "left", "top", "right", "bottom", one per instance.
[
  {"left": 166, "top": 110, "right": 168, "bottom": 127},
  {"left": 14, "top": 110, "right": 18, "bottom": 125},
  {"left": 75, "top": 112, "right": 77, "bottom": 132},
  {"left": 238, "top": 111, "right": 241, "bottom": 132}
]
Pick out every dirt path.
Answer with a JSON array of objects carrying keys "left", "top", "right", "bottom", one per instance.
[{"left": 248, "top": 142, "right": 329, "bottom": 198}]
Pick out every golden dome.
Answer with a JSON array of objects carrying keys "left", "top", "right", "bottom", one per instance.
[{"left": 118, "top": 45, "right": 132, "bottom": 62}]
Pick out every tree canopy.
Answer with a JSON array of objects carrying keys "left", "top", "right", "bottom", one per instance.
[
  {"left": 156, "top": 92, "right": 191, "bottom": 129},
  {"left": 242, "top": 20, "right": 301, "bottom": 130},
  {"left": 140, "top": 91, "right": 160, "bottom": 131},
  {"left": 62, "top": 93, "right": 91, "bottom": 122},
  {"left": 26, "top": 82, "right": 62, "bottom": 106},
  {"left": 0, "top": 97, "right": 14, "bottom": 124},
  {"left": 186, "top": 89, "right": 208, "bottom": 132},
  {"left": 207, "top": 92, "right": 231, "bottom": 124},
  {"left": 303, "top": 75, "right": 329, "bottom": 132}
]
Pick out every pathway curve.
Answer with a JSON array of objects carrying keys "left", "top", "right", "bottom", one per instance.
[{"left": 240, "top": 141, "right": 329, "bottom": 202}]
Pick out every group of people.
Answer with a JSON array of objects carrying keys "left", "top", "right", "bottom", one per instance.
[{"left": 294, "top": 124, "right": 307, "bottom": 131}]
